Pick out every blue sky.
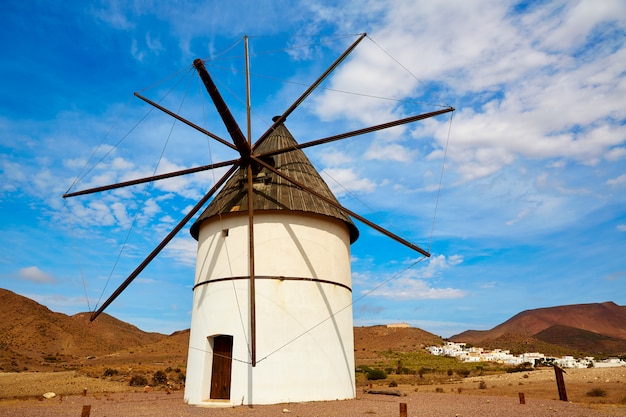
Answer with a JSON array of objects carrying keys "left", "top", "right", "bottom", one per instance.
[{"left": 1, "top": 1, "right": 624, "bottom": 338}]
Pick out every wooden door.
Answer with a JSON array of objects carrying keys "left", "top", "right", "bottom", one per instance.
[{"left": 210, "top": 335, "right": 233, "bottom": 400}]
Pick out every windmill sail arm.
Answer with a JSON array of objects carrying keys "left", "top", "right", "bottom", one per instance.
[
  {"left": 63, "top": 159, "right": 240, "bottom": 198},
  {"left": 193, "top": 59, "right": 251, "bottom": 158},
  {"left": 251, "top": 156, "right": 430, "bottom": 257},
  {"left": 253, "top": 33, "right": 367, "bottom": 150},
  {"left": 89, "top": 163, "right": 240, "bottom": 322},
  {"left": 134, "top": 92, "right": 237, "bottom": 151},
  {"left": 257, "top": 107, "right": 455, "bottom": 160}
]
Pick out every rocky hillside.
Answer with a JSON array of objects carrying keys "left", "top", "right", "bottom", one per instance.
[
  {"left": 451, "top": 302, "right": 626, "bottom": 356},
  {"left": 354, "top": 325, "right": 443, "bottom": 365},
  {"left": 0, "top": 288, "right": 166, "bottom": 372}
]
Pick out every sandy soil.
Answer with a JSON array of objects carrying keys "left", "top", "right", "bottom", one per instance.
[
  {"left": 419, "top": 366, "right": 626, "bottom": 405},
  {"left": 1, "top": 367, "right": 625, "bottom": 416}
]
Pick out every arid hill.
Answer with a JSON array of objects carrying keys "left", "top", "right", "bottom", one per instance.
[
  {"left": 354, "top": 325, "right": 443, "bottom": 365},
  {"left": 0, "top": 289, "right": 444, "bottom": 373},
  {"left": 3, "top": 289, "right": 625, "bottom": 375},
  {"left": 451, "top": 301, "right": 626, "bottom": 356},
  {"left": 0, "top": 288, "right": 165, "bottom": 372}
]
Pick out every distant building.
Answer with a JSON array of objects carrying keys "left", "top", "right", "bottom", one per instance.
[
  {"left": 593, "top": 358, "right": 626, "bottom": 368},
  {"left": 386, "top": 323, "right": 410, "bottom": 328}
]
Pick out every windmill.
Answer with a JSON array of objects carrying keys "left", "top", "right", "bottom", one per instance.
[{"left": 64, "top": 33, "right": 454, "bottom": 406}]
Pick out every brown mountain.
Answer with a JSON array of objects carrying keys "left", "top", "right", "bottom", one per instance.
[
  {"left": 0, "top": 288, "right": 166, "bottom": 372},
  {"left": 533, "top": 325, "right": 626, "bottom": 355},
  {"left": 7, "top": 288, "right": 623, "bottom": 374},
  {"left": 450, "top": 302, "right": 626, "bottom": 356},
  {"left": 1, "top": 289, "right": 446, "bottom": 373},
  {"left": 473, "top": 333, "right": 575, "bottom": 357}
]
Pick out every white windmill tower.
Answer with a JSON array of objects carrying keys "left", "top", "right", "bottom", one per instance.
[
  {"left": 63, "top": 33, "right": 453, "bottom": 407},
  {"left": 184, "top": 120, "right": 360, "bottom": 405}
]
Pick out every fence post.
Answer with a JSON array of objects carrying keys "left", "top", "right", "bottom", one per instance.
[
  {"left": 518, "top": 392, "right": 525, "bottom": 404},
  {"left": 81, "top": 405, "right": 91, "bottom": 417},
  {"left": 399, "top": 402, "right": 407, "bottom": 417},
  {"left": 553, "top": 365, "right": 568, "bottom": 401}
]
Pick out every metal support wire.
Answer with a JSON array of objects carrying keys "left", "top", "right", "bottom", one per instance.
[
  {"left": 429, "top": 110, "right": 454, "bottom": 252},
  {"left": 255, "top": 257, "right": 429, "bottom": 365}
]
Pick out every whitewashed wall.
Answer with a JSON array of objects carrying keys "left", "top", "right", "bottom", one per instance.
[{"left": 185, "top": 211, "right": 355, "bottom": 406}]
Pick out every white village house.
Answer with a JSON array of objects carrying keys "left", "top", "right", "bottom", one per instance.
[{"left": 429, "top": 342, "right": 626, "bottom": 369}]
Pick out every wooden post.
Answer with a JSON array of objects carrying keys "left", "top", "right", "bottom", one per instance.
[
  {"left": 81, "top": 405, "right": 91, "bottom": 417},
  {"left": 399, "top": 402, "right": 407, "bottom": 417},
  {"left": 518, "top": 392, "right": 525, "bottom": 404},
  {"left": 553, "top": 365, "right": 568, "bottom": 401}
]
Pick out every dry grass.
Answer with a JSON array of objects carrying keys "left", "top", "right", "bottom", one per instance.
[{"left": 369, "top": 367, "right": 626, "bottom": 406}]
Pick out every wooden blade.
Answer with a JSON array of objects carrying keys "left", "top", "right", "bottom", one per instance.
[
  {"left": 134, "top": 92, "right": 237, "bottom": 151},
  {"left": 89, "top": 163, "right": 240, "bottom": 321},
  {"left": 193, "top": 59, "right": 251, "bottom": 158},
  {"left": 256, "top": 107, "right": 455, "bottom": 160},
  {"left": 253, "top": 33, "right": 367, "bottom": 150},
  {"left": 63, "top": 158, "right": 240, "bottom": 198},
  {"left": 252, "top": 156, "right": 430, "bottom": 257}
]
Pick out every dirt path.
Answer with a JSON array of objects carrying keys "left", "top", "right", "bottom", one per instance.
[{"left": 2, "top": 390, "right": 625, "bottom": 417}]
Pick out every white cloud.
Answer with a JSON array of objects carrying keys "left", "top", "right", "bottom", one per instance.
[
  {"left": 606, "top": 147, "right": 626, "bottom": 162},
  {"left": 91, "top": 2, "right": 134, "bottom": 30},
  {"left": 25, "top": 293, "right": 92, "bottom": 314},
  {"left": 414, "top": 254, "right": 464, "bottom": 279},
  {"left": 304, "top": 0, "right": 626, "bottom": 186},
  {"left": 110, "top": 202, "right": 131, "bottom": 228},
  {"left": 369, "top": 276, "right": 467, "bottom": 301},
  {"left": 145, "top": 32, "right": 163, "bottom": 54},
  {"left": 607, "top": 174, "right": 626, "bottom": 187},
  {"left": 361, "top": 254, "right": 466, "bottom": 300},
  {"left": 365, "top": 142, "right": 415, "bottom": 162},
  {"left": 131, "top": 39, "right": 145, "bottom": 62},
  {"left": 136, "top": 277, "right": 159, "bottom": 284},
  {"left": 163, "top": 237, "right": 198, "bottom": 267},
  {"left": 506, "top": 209, "right": 531, "bottom": 226},
  {"left": 322, "top": 168, "right": 376, "bottom": 196},
  {"left": 538, "top": 0, "right": 626, "bottom": 51},
  {"left": 18, "top": 266, "right": 56, "bottom": 283},
  {"left": 318, "top": 150, "right": 353, "bottom": 167}
]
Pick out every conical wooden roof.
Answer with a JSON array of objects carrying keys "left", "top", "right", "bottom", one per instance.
[{"left": 190, "top": 122, "right": 359, "bottom": 243}]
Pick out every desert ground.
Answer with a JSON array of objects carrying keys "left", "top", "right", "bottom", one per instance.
[{"left": 1, "top": 367, "right": 625, "bottom": 416}]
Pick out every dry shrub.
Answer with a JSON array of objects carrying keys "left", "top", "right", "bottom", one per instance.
[
  {"left": 129, "top": 374, "right": 148, "bottom": 386},
  {"left": 586, "top": 388, "right": 607, "bottom": 397}
]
